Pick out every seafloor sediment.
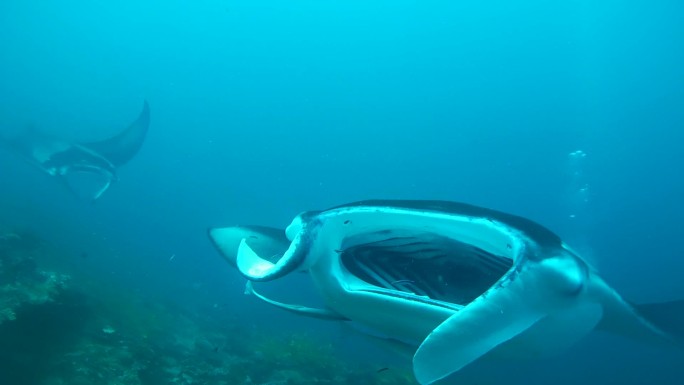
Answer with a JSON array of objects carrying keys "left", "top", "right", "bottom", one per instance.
[{"left": 0, "top": 231, "right": 417, "bottom": 385}]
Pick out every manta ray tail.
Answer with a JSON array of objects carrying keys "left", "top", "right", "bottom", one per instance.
[
  {"left": 634, "top": 299, "right": 684, "bottom": 344},
  {"left": 82, "top": 101, "right": 150, "bottom": 167}
]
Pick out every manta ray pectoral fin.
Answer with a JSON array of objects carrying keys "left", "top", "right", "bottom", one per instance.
[
  {"left": 633, "top": 299, "right": 684, "bottom": 345},
  {"left": 413, "top": 256, "right": 592, "bottom": 385},
  {"left": 244, "top": 281, "right": 347, "bottom": 320},
  {"left": 413, "top": 286, "right": 545, "bottom": 385},
  {"left": 82, "top": 101, "right": 150, "bottom": 167}
]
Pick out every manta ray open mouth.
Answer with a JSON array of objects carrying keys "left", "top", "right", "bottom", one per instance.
[
  {"left": 211, "top": 200, "right": 684, "bottom": 385},
  {"left": 339, "top": 231, "right": 515, "bottom": 306}
]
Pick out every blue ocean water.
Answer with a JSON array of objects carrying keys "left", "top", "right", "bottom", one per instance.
[{"left": 0, "top": 1, "right": 682, "bottom": 384}]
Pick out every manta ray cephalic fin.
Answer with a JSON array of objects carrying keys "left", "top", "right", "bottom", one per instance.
[
  {"left": 208, "top": 226, "right": 289, "bottom": 268},
  {"left": 245, "top": 281, "right": 347, "bottom": 320},
  {"left": 237, "top": 226, "right": 312, "bottom": 281}
]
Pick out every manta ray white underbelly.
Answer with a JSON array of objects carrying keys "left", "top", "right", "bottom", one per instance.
[{"left": 209, "top": 200, "right": 683, "bottom": 385}]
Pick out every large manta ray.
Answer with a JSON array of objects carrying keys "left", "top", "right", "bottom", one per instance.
[
  {"left": 208, "top": 200, "right": 684, "bottom": 385},
  {"left": 1, "top": 101, "right": 150, "bottom": 201}
]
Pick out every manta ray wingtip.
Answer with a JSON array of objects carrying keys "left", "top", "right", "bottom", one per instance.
[
  {"left": 634, "top": 299, "right": 684, "bottom": 345},
  {"left": 141, "top": 100, "right": 150, "bottom": 115}
]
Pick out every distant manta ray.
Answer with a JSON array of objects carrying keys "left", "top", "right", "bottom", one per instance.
[
  {"left": 1, "top": 101, "right": 150, "bottom": 201},
  {"left": 209, "top": 200, "right": 684, "bottom": 385}
]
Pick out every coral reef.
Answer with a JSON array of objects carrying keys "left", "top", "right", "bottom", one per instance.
[
  {"left": 0, "top": 231, "right": 69, "bottom": 326},
  {"left": 0, "top": 231, "right": 418, "bottom": 385}
]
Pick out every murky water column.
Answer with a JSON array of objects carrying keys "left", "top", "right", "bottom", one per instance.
[
  {"left": 565, "top": 150, "right": 594, "bottom": 260},
  {"left": 567, "top": 150, "right": 590, "bottom": 223}
]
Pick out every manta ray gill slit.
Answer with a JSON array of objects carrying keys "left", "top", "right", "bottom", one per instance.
[{"left": 338, "top": 227, "right": 516, "bottom": 306}]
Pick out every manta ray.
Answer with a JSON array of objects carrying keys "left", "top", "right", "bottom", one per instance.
[
  {"left": 1, "top": 101, "right": 150, "bottom": 201},
  {"left": 208, "top": 200, "right": 683, "bottom": 384}
]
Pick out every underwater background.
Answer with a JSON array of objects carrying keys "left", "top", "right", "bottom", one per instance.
[{"left": 1, "top": 1, "right": 683, "bottom": 384}]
